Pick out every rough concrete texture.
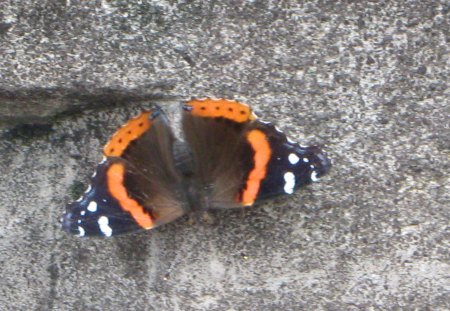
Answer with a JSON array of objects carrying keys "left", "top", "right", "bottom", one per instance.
[{"left": 0, "top": 1, "right": 449, "bottom": 310}]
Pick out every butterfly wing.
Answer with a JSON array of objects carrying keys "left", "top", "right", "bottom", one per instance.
[
  {"left": 181, "top": 98, "right": 257, "bottom": 208},
  {"left": 242, "top": 121, "right": 332, "bottom": 203},
  {"left": 62, "top": 108, "right": 185, "bottom": 237},
  {"left": 182, "top": 98, "right": 331, "bottom": 209}
]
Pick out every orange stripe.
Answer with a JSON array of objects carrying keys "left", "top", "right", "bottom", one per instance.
[
  {"left": 107, "top": 163, "right": 154, "bottom": 229},
  {"left": 104, "top": 111, "right": 152, "bottom": 157},
  {"left": 241, "top": 130, "right": 272, "bottom": 206},
  {"left": 185, "top": 98, "right": 257, "bottom": 123}
]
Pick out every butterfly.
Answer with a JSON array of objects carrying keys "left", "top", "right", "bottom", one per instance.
[{"left": 62, "top": 98, "right": 331, "bottom": 237}]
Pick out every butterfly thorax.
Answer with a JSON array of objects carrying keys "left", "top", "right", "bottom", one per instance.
[{"left": 179, "top": 178, "right": 214, "bottom": 213}]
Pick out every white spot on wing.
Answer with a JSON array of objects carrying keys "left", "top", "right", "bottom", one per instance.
[
  {"left": 80, "top": 210, "right": 86, "bottom": 216},
  {"left": 87, "top": 201, "right": 98, "bottom": 212},
  {"left": 283, "top": 172, "right": 296, "bottom": 194},
  {"left": 311, "top": 171, "right": 319, "bottom": 182},
  {"left": 98, "top": 216, "right": 113, "bottom": 237},
  {"left": 99, "top": 156, "right": 107, "bottom": 164},
  {"left": 78, "top": 226, "right": 86, "bottom": 237},
  {"left": 288, "top": 153, "right": 300, "bottom": 165},
  {"left": 76, "top": 196, "right": 83, "bottom": 202},
  {"left": 84, "top": 185, "right": 92, "bottom": 193}
]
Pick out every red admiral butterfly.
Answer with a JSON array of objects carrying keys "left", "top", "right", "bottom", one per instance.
[{"left": 62, "top": 98, "right": 331, "bottom": 237}]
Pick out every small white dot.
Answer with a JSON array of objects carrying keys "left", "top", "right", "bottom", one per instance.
[
  {"left": 311, "top": 171, "right": 319, "bottom": 182},
  {"left": 310, "top": 165, "right": 315, "bottom": 169},
  {"left": 77, "top": 219, "right": 81, "bottom": 224},
  {"left": 98, "top": 216, "right": 108, "bottom": 225},
  {"left": 303, "top": 158, "right": 309, "bottom": 163},
  {"left": 283, "top": 172, "right": 296, "bottom": 194},
  {"left": 288, "top": 153, "right": 300, "bottom": 165},
  {"left": 87, "top": 201, "right": 98, "bottom": 212},
  {"left": 80, "top": 210, "right": 86, "bottom": 216},
  {"left": 78, "top": 226, "right": 86, "bottom": 237},
  {"left": 98, "top": 216, "right": 113, "bottom": 237}
]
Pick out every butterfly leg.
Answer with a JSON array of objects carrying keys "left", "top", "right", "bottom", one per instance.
[{"left": 201, "top": 211, "right": 216, "bottom": 225}]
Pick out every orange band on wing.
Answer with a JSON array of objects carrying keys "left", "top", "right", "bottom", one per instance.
[
  {"left": 185, "top": 98, "right": 257, "bottom": 123},
  {"left": 241, "top": 130, "right": 272, "bottom": 206},
  {"left": 107, "top": 163, "right": 154, "bottom": 229},
  {"left": 104, "top": 111, "right": 152, "bottom": 157}
]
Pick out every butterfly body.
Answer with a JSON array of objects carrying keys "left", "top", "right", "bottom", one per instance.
[{"left": 62, "top": 98, "right": 331, "bottom": 237}]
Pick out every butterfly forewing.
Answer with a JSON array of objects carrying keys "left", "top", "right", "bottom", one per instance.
[
  {"left": 182, "top": 98, "right": 332, "bottom": 209},
  {"left": 244, "top": 122, "right": 331, "bottom": 202},
  {"left": 62, "top": 108, "right": 185, "bottom": 237}
]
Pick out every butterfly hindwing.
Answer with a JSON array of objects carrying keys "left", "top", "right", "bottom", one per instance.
[
  {"left": 182, "top": 98, "right": 331, "bottom": 208},
  {"left": 181, "top": 98, "right": 258, "bottom": 208},
  {"left": 62, "top": 108, "right": 185, "bottom": 237}
]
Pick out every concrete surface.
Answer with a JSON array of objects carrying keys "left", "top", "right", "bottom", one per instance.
[{"left": 0, "top": 1, "right": 449, "bottom": 310}]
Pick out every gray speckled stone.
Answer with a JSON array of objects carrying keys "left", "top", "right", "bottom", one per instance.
[{"left": 0, "top": 1, "right": 449, "bottom": 310}]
